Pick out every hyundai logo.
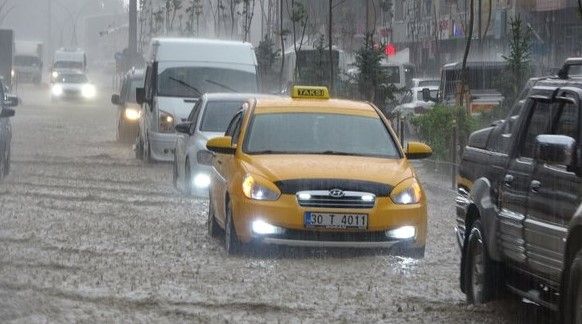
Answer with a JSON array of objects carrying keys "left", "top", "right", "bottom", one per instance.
[{"left": 329, "top": 189, "right": 345, "bottom": 198}]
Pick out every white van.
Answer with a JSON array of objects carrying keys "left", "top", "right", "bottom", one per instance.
[{"left": 135, "top": 38, "right": 259, "bottom": 162}]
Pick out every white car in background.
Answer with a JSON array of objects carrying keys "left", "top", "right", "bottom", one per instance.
[
  {"left": 50, "top": 72, "right": 96, "bottom": 102},
  {"left": 173, "top": 93, "right": 276, "bottom": 197},
  {"left": 392, "top": 86, "right": 438, "bottom": 116}
]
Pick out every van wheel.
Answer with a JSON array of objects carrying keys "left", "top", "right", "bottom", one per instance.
[
  {"left": 184, "top": 158, "right": 192, "bottom": 195},
  {"left": 135, "top": 136, "right": 144, "bottom": 160},
  {"left": 143, "top": 138, "right": 152, "bottom": 163},
  {"left": 564, "top": 250, "right": 582, "bottom": 324},
  {"left": 225, "top": 200, "right": 241, "bottom": 255},
  {"left": 463, "top": 220, "right": 502, "bottom": 304}
]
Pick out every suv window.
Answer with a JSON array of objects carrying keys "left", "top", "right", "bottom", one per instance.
[
  {"left": 553, "top": 101, "right": 579, "bottom": 140},
  {"left": 520, "top": 101, "right": 552, "bottom": 158}
]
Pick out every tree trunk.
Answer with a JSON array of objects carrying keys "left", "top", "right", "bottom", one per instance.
[
  {"left": 279, "top": 0, "right": 285, "bottom": 91},
  {"left": 460, "top": 0, "right": 475, "bottom": 108},
  {"left": 328, "top": 0, "right": 333, "bottom": 94}
]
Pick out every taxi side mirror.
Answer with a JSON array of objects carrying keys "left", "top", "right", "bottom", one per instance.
[
  {"left": 207, "top": 136, "right": 236, "bottom": 155},
  {"left": 406, "top": 142, "right": 432, "bottom": 160}
]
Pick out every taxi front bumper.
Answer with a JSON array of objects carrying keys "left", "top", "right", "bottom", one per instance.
[{"left": 232, "top": 194, "right": 427, "bottom": 248}]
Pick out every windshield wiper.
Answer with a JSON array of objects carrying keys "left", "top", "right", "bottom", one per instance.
[
  {"left": 204, "top": 79, "right": 239, "bottom": 93},
  {"left": 169, "top": 77, "right": 203, "bottom": 96},
  {"left": 250, "top": 150, "right": 286, "bottom": 154},
  {"left": 319, "top": 150, "right": 356, "bottom": 156}
]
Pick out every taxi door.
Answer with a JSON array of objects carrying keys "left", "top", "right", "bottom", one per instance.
[
  {"left": 498, "top": 99, "right": 552, "bottom": 265},
  {"left": 525, "top": 90, "right": 582, "bottom": 282},
  {"left": 211, "top": 112, "right": 243, "bottom": 225}
]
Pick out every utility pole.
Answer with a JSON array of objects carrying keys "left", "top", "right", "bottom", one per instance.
[{"left": 129, "top": 0, "right": 138, "bottom": 66}]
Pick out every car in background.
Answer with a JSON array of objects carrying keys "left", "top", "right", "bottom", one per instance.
[
  {"left": 111, "top": 69, "right": 144, "bottom": 143},
  {"left": 173, "top": 93, "right": 277, "bottom": 196},
  {"left": 206, "top": 86, "right": 432, "bottom": 255},
  {"left": 0, "top": 79, "right": 17, "bottom": 181},
  {"left": 392, "top": 86, "right": 438, "bottom": 116},
  {"left": 135, "top": 38, "right": 259, "bottom": 163},
  {"left": 411, "top": 78, "right": 439, "bottom": 89},
  {"left": 50, "top": 71, "right": 96, "bottom": 102}
]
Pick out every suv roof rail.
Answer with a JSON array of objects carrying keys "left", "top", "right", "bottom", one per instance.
[{"left": 557, "top": 57, "right": 582, "bottom": 80}]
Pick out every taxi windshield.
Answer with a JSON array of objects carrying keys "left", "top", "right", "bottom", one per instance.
[{"left": 244, "top": 112, "right": 400, "bottom": 158}]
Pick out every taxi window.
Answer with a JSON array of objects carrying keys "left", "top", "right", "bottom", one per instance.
[{"left": 244, "top": 112, "right": 400, "bottom": 158}]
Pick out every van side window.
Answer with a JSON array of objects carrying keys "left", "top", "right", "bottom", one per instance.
[{"left": 520, "top": 102, "right": 551, "bottom": 159}]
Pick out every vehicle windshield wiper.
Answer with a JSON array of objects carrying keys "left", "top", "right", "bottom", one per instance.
[
  {"left": 204, "top": 79, "right": 239, "bottom": 93},
  {"left": 250, "top": 150, "right": 287, "bottom": 154},
  {"left": 169, "top": 77, "right": 203, "bottom": 96},
  {"left": 319, "top": 150, "right": 356, "bottom": 156}
]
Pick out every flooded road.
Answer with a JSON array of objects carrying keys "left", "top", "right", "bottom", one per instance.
[{"left": 0, "top": 82, "right": 542, "bottom": 323}]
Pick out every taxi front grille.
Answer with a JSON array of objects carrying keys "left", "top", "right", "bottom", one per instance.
[{"left": 296, "top": 190, "right": 375, "bottom": 209}]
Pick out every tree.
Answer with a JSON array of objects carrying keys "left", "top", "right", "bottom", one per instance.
[
  {"left": 241, "top": 0, "right": 256, "bottom": 41},
  {"left": 459, "top": 0, "right": 475, "bottom": 107},
  {"left": 498, "top": 16, "right": 531, "bottom": 110},
  {"left": 256, "top": 35, "right": 278, "bottom": 91},
  {"left": 0, "top": 0, "right": 16, "bottom": 26},
  {"left": 289, "top": 0, "right": 308, "bottom": 81},
  {"left": 353, "top": 34, "right": 386, "bottom": 103}
]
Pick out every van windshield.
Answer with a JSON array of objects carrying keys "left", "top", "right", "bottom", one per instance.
[
  {"left": 54, "top": 61, "right": 84, "bottom": 70},
  {"left": 157, "top": 66, "right": 257, "bottom": 98}
]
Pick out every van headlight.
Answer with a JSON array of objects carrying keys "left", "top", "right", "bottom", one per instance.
[
  {"left": 81, "top": 84, "right": 96, "bottom": 98},
  {"left": 51, "top": 84, "right": 63, "bottom": 96},
  {"left": 390, "top": 178, "right": 422, "bottom": 205},
  {"left": 242, "top": 175, "right": 281, "bottom": 201},
  {"left": 159, "top": 110, "right": 175, "bottom": 133}
]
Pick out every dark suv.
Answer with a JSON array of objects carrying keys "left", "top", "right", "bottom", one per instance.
[
  {"left": 456, "top": 58, "right": 582, "bottom": 322},
  {"left": 0, "top": 79, "right": 17, "bottom": 181}
]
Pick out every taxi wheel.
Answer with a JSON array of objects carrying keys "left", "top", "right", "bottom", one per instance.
[
  {"left": 207, "top": 195, "right": 221, "bottom": 238},
  {"left": 464, "top": 220, "right": 501, "bottom": 305},
  {"left": 563, "top": 250, "right": 582, "bottom": 324},
  {"left": 224, "top": 200, "right": 241, "bottom": 255}
]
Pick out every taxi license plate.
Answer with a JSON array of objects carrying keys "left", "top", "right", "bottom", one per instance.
[{"left": 304, "top": 212, "right": 368, "bottom": 229}]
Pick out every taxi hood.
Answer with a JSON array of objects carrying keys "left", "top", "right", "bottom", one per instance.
[{"left": 241, "top": 155, "right": 413, "bottom": 195}]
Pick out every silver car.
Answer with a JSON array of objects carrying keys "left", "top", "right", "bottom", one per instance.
[{"left": 173, "top": 93, "right": 275, "bottom": 197}]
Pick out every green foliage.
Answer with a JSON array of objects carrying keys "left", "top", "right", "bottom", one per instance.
[
  {"left": 255, "top": 35, "right": 279, "bottom": 92},
  {"left": 500, "top": 16, "right": 531, "bottom": 106},
  {"left": 412, "top": 105, "right": 477, "bottom": 161}
]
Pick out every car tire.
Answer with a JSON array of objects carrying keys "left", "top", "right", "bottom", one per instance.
[
  {"left": 463, "top": 220, "right": 502, "bottom": 304},
  {"left": 172, "top": 153, "right": 178, "bottom": 189},
  {"left": 225, "top": 200, "right": 241, "bottom": 255},
  {"left": 564, "top": 250, "right": 582, "bottom": 324},
  {"left": 135, "top": 137, "right": 143, "bottom": 160},
  {"left": 184, "top": 158, "right": 193, "bottom": 195},
  {"left": 207, "top": 194, "right": 221, "bottom": 238}
]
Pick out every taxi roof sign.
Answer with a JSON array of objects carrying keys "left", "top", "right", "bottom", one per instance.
[{"left": 291, "top": 86, "right": 330, "bottom": 99}]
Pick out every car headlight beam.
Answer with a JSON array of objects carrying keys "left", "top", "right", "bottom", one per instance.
[
  {"left": 124, "top": 108, "right": 141, "bottom": 121},
  {"left": 81, "top": 84, "right": 96, "bottom": 98},
  {"left": 242, "top": 175, "right": 280, "bottom": 201},
  {"left": 390, "top": 178, "right": 422, "bottom": 205},
  {"left": 51, "top": 84, "right": 63, "bottom": 96}
]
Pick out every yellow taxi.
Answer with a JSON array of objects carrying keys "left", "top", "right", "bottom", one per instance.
[{"left": 206, "top": 86, "right": 432, "bottom": 257}]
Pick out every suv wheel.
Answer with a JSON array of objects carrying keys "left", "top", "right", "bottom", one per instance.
[
  {"left": 207, "top": 194, "right": 221, "bottom": 237},
  {"left": 564, "top": 250, "right": 582, "bottom": 324},
  {"left": 464, "top": 220, "right": 501, "bottom": 304},
  {"left": 224, "top": 200, "right": 241, "bottom": 255}
]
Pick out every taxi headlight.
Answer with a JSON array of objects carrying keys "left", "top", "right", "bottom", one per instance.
[
  {"left": 242, "top": 175, "right": 281, "bottom": 201},
  {"left": 51, "top": 84, "right": 63, "bottom": 96},
  {"left": 390, "top": 178, "right": 422, "bottom": 205},
  {"left": 252, "top": 220, "right": 284, "bottom": 235},
  {"left": 124, "top": 107, "right": 141, "bottom": 121},
  {"left": 159, "top": 110, "right": 175, "bottom": 133},
  {"left": 81, "top": 84, "right": 96, "bottom": 98}
]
